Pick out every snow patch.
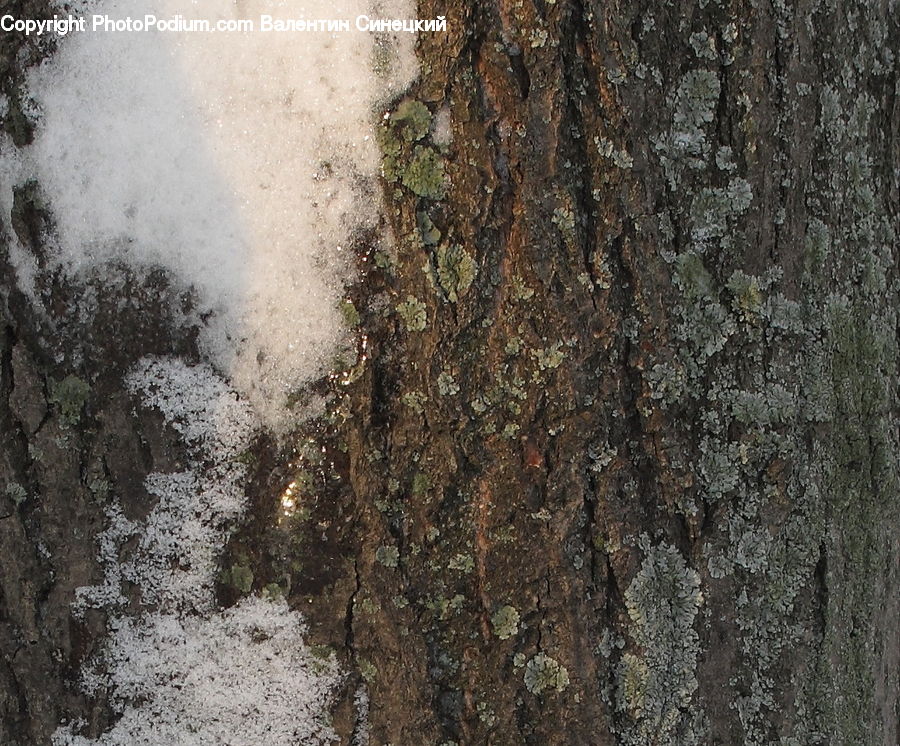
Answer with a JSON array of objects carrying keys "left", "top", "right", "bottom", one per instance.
[
  {"left": 55, "top": 598, "right": 339, "bottom": 746},
  {"left": 1, "top": 0, "right": 417, "bottom": 429},
  {"left": 58, "top": 358, "right": 340, "bottom": 744}
]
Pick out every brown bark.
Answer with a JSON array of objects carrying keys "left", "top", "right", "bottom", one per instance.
[{"left": 1, "top": 1, "right": 898, "bottom": 745}]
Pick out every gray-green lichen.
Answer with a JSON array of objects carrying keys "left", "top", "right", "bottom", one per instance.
[
  {"left": 375, "top": 545, "right": 399, "bottom": 568},
  {"left": 391, "top": 100, "right": 431, "bottom": 142},
  {"left": 435, "top": 244, "right": 476, "bottom": 302},
  {"left": 617, "top": 543, "right": 703, "bottom": 744},
  {"left": 401, "top": 145, "right": 445, "bottom": 199},
  {"left": 447, "top": 553, "right": 474, "bottom": 574},
  {"left": 4, "top": 482, "right": 27, "bottom": 506},
  {"left": 396, "top": 295, "right": 427, "bottom": 332},
  {"left": 654, "top": 20, "right": 898, "bottom": 742},
  {"left": 652, "top": 69, "right": 721, "bottom": 186},
  {"left": 49, "top": 374, "right": 90, "bottom": 426},
  {"left": 490, "top": 605, "right": 520, "bottom": 640},
  {"left": 379, "top": 99, "right": 445, "bottom": 199},
  {"left": 523, "top": 653, "right": 569, "bottom": 695},
  {"left": 225, "top": 562, "right": 254, "bottom": 594}
]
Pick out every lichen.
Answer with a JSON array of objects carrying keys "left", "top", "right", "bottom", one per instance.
[
  {"left": 226, "top": 562, "right": 254, "bottom": 594},
  {"left": 49, "top": 374, "right": 90, "bottom": 426},
  {"left": 447, "top": 553, "right": 474, "bottom": 573},
  {"left": 417, "top": 210, "right": 441, "bottom": 245},
  {"left": 435, "top": 244, "right": 476, "bottom": 302},
  {"left": 490, "top": 605, "right": 520, "bottom": 640},
  {"left": 375, "top": 545, "right": 399, "bottom": 568},
  {"left": 396, "top": 295, "right": 427, "bottom": 332},
  {"left": 401, "top": 390, "right": 428, "bottom": 414},
  {"left": 523, "top": 653, "right": 569, "bottom": 695},
  {"left": 391, "top": 99, "right": 431, "bottom": 142},
  {"left": 4, "top": 482, "right": 27, "bottom": 506},
  {"left": 401, "top": 146, "right": 445, "bottom": 199},
  {"left": 617, "top": 543, "right": 702, "bottom": 744},
  {"left": 339, "top": 298, "right": 360, "bottom": 327},
  {"left": 436, "top": 371, "right": 459, "bottom": 396}
]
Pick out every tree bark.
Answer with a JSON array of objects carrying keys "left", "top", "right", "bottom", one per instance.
[{"left": 1, "top": 1, "right": 898, "bottom": 745}]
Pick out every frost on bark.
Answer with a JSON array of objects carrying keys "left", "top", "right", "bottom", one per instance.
[{"left": 1, "top": 1, "right": 899, "bottom": 745}]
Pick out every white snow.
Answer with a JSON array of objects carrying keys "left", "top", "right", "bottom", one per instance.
[
  {"left": 59, "top": 357, "right": 340, "bottom": 744},
  {"left": 15, "top": 1, "right": 422, "bottom": 740},
  {"left": 1, "top": 0, "right": 417, "bottom": 429},
  {"left": 55, "top": 598, "right": 340, "bottom": 746}
]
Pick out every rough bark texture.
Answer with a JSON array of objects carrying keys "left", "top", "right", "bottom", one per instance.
[{"left": 1, "top": 1, "right": 898, "bottom": 745}]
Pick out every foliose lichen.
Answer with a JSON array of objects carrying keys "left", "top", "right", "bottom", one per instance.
[
  {"left": 49, "top": 374, "right": 91, "bottom": 426},
  {"left": 617, "top": 542, "right": 702, "bottom": 744},
  {"left": 523, "top": 652, "right": 569, "bottom": 695},
  {"left": 490, "top": 605, "right": 520, "bottom": 640}
]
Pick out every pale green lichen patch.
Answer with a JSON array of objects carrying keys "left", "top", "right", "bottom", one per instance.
[
  {"left": 396, "top": 295, "right": 427, "bottom": 332},
  {"left": 417, "top": 210, "right": 441, "bottom": 245},
  {"left": 531, "top": 342, "right": 565, "bottom": 372},
  {"left": 339, "top": 298, "right": 360, "bottom": 327},
  {"left": 447, "top": 553, "right": 474, "bottom": 573},
  {"left": 490, "top": 605, "right": 520, "bottom": 640},
  {"left": 617, "top": 543, "right": 702, "bottom": 744},
  {"left": 401, "top": 145, "right": 445, "bottom": 199},
  {"left": 4, "top": 482, "right": 27, "bottom": 506},
  {"left": 401, "top": 390, "right": 428, "bottom": 414},
  {"left": 391, "top": 100, "right": 431, "bottom": 142},
  {"left": 523, "top": 653, "right": 569, "bottom": 695},
  {"left": 379, "top": 99, "right": 445, "bottom": 200},
  {"left": 653, "top": 69, "right": 721, "bottom": 185},
  {"left": 436, "top": 371, "right": 459, "bottom": 396},
  {"left": 435, "top": 244, "right": 476, "bottom": 302},
  {"left": 375, "top": 545, "right": 399, "bottom": 568}
]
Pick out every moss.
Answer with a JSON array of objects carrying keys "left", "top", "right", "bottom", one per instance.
[
  {"left": 436, "top": 244, "right": 476, "bottom": 302},
  {"left": 490, "top": 605, "right": 520, "bottom": 640},
  {"left": 523, "top": 653, "right": 569, "bottom": 695},
  {"left": 49, "top": 374, "right": 91, "bottom": 426}
]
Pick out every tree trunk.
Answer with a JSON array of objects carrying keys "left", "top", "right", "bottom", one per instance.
[{"left": 1, "top": 1, "right": 898, "bottom": 745}]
